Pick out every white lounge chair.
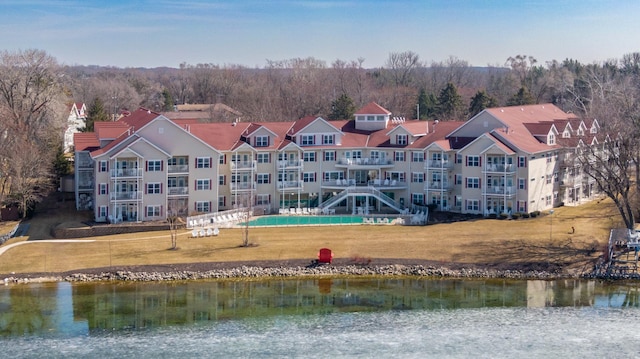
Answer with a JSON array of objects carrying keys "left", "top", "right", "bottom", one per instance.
[
  {"left": 198, "top": 229, "right": 205, "bottom": 237},
  {"left": 191, "top": 229, "right": 199, "bottom": 238},
  {"left": 212, "top": 227, "right": 220, "bottom": 236},
  {"left": 206, "top": 228, "right": 213, "bottom": 236}
]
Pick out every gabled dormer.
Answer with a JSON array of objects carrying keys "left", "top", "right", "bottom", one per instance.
[
  {"left": 387, "top": 125, "right": 417, "bottom": 146},
  {"left": 288, "top": 116, "right": 343, "bottom": 147},
  {"left": 354, "top": 102, "right": 391, "bottom": 131},
  {"left": 243, "top": 123, "right": 278, "bottom": 148}
]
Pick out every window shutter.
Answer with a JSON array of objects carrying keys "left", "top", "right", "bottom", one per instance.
[
  {"left": 268, "top": 194, "right": 271, "bottom": 203},
  {"left": 106, "top": 183, "right": 109, "bottom": 193},
  {"left": 106, "top": 161, "right": 109, "bottom": 171},
  {"left": 268, "top": 174, "right": 271, "bottom": 183},
  {"left": 524, "top": 157, "right": 527, "bottom": 167},
  {"left": 479, "top": 157, "right": 482, "bottom": 166},
  {"left": 145, "top": 183, "right": 148, "bottom": 194},
  {"left": 194, "top": 180, "right": 197, "bottom": 189},
  {"left": 465, "top": 156, "right": 468, "bottom": 166},
  {"left": 145, "top": 161, "right": 149, "bottom": 171},
  {"left": 209, "top": 157, "right": 212, "bottom": 168},
  {"left": 209, "top": 180, "right": 212, "bottom": 190},
  {"left": 208, "top": 201, "right": 212, "bottom": 212},
  {"left": 465, "top": 178, "right": 468, "bottom": 188},
  {"left": 160, "top": 205, "right": 163, "bottom": 217},
  {"left": 479, "top": 178, "right": 482, "bottom": 188},
  {"left": 161, "top": 160, "right": 164, "bottom": 171}
]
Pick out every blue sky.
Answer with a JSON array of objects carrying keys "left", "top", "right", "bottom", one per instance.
[{"left": 1, "top": 0, "right": 639, "bottom": 68}]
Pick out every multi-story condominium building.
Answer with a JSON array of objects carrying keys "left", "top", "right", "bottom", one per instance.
[
  {"left": 64, "top": 102, "right": 87, "bottom": 153},
  {"left": 73, "top": 102, "right": 600, "bottom": 223}
]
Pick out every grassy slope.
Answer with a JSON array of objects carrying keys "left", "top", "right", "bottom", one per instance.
[{"left": 0, "top": 196, "right": 620, "bottom": 274}]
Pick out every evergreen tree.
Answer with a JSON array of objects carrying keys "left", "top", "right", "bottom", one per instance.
[
  {"left": 414, "top": 88, "right": 438, "bottom": 120},
  {"left": 436, "top": 82, "right": 464, "bottom": 120},
  {"left": 328, "top": 93, "right": 356, "bottom": 120},
  {"left": 506, "top": 87, "right": 535, "bottom": 106},
  {"left": 82, "top": 97, "right": 110, "bottom": 132},
  {"left": 468, "top": 90, "right": 499, "bottom": 118},
  {"left": 162, "top": 88, "right": 175, "bottom": 111}
]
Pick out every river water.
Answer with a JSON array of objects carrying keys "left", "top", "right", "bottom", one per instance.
[{"left": 1, "top": 278, "right": 639, "bottom": 358}]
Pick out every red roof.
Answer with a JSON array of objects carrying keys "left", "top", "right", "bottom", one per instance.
[
  {"left": 73, "top": 133, "right": 99, "bottom": 151},
  {"left": 354, "top": 102, "right": 391, "bottom": 115}
]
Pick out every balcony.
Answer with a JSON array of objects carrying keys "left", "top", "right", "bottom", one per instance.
[
  {"left": 425, "top": 160, "right": 452, "bottom": 170},
  {"left": 109, "top": 191, "right": 142, "bottom": 201},
  {"left": 425, "top": 182, "right": 451, "bottom": 191},
  {"left": 278, "top": 180, "right": 304, "bottom": 190},
  {"left": 110, "top": 168, "right": 142, "bottom": 178},
  {"left": 231, "top": 182, "right": 256, "bottom": 191},
  {"left": 335, "top": 157, "right": 393, "bottom": 168},
  {"left": 77, "top": 181, "right": 94, "bottom": 191},
  {"left": 277, "top": 160, "right": 303, "bottom": 169},
  {"left": 483, "top": 164, "right": 515, "bottom": 173},
  {"left": 167, "top": 186, "right": 189, "bottom": 196},
  {"left": 168, "top": 164, "right": 189, "bottom": 173},
  {"left": 231, "top": 161, "right": 257, "bottom": 171},
  {"left": 484, "top": 186, "right": 516, "bottom": 196},
  {"left": 322, "top": 179, "right": 407, "bottom": 189}
]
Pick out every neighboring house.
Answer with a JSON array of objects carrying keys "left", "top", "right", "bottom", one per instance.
[
  {"left": 64, "top": 102, "right": 87, "bottom": 153},
  {"left": 73, "top": 102, "right": 601, "bottom": 223}
]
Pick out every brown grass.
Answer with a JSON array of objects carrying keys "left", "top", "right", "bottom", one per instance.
[{"left": 0, "top": 196, "right": 621, "bottom": 275}]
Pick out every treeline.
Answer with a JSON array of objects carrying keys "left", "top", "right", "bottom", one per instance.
[{"left": 2, "top": 49, "right": 640, "bottom": 218}]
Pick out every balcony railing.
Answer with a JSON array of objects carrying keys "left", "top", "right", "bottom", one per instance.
[
  {"left": 110, "top": 168, "right": 142, "bottom": 178},
  {"left": 231, "top": 161, "right": 257, "bottom": 171},
  {"left": 335, "top": 157, "right": 393, "bottom": 166},
  {"left": 425, "top": 160, "right": 452, "bottom": 169},
  {"left": 168, "top": 164, "right": 189, "bottom": 173},
  {"left": 277, "top": 160, "right": 303, "bottom": 169},
  {"left": 109, "top": 191, "right": 142, "bottom": 200},
  {"left": 483, "top": 164, "right": 515, "bottom": 173},
  {"left": 77, "top": 182, "right": 94, "bottom": 190},
  {"left": 425, "top": 182, "right": 451, "bottom": 190},
  {"left": 167, "top": 186, "right": 189, "bottom": 195},
  {"left": 278, "top": 180, "right": 304, "bottom": 190},
  {"left": 485, "top": 186, "right": 516, "bottom": 195},
  {"left": 231, "top": 182, "right": 256, "bottom": 191}
]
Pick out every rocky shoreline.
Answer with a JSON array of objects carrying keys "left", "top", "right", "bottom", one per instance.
[{"left": 1, "top": 263, "right": 604, "bottom": 284}]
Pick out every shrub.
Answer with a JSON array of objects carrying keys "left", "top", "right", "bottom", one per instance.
[
  {"left": 530, "top": 211, "right": 538, "bottom": 218},
  {"left": 511, "top": 213, "right": 521, "bottom": 220},
  {"left": 499, "top": 213, "right": 509, "bottom": 220},
  {"left": 488, "top": 213, "right": 497, "bottom": 219},
  {"left": 522, "top": 212, "right": 530, "bottom": 218}
]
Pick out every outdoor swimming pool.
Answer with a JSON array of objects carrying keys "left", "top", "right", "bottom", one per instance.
[{"left": 245, "top": 215, "right": 367, "bottom": 227}]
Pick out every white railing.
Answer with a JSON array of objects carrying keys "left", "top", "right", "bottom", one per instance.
[
  {"left": 168, "top": 164, "right": 189, "bottom": 173},
  {"left": 277, "top": 160, "right": 303, "bottom": 169},
  {"left": 110, "top": 168, "right": 143, "bottom": 178},
  {"left": 167, "top": 187, "right": 189, "bottom": 195},
  {"left": 336, "top": 157, "right": 393, "bottom": 166},
  {"left": 278, "top": 180, "right": 304, "bottom": 189},
  {"left": 231, "top": 161, "right": 257, "bottom": 170},
  {"left": 231, "top": 182, "right": 256, "bottom": 191},
  {"left": 425, "top": 160, "right": 452, "bottom": 169},
  {"left": 110, "top": 191, "right": 142, "bottom": 200}
]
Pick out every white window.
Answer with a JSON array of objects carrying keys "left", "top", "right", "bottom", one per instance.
[
  {"left": 99, "top": 206, "right": 107, "bottom": 218},
  {"left": 99, "top": 183, "right": 107, "bottom": 195},
  {"left": 466, "top": 177, "right": 480, "bottom": 188},
  {"left": 397, "top": 134, "right": 408, "bottom": 145},
  {"left": 256, "top": 153, "right": 270, "bottom": 163},
  {"left": 146, "top": 205, "right": 161, "bottom": 217},
  {"left": 219, "top": 175, "right": 226, "bottom": 185},
  {"left": 303, "top": 172, "right": 316, "bottom": 182},
  {"left": 323, "top": 171, "right": 344, "bottom": 181},
  {"left": 324, "top": 151, "right": 335, "bottom": 161},
  {"left": 545, "top": 195, "right": 552, "bottom": 206},
  {"left": 218, "top": 196, "right": 226, "bottom": 208},
  {"left": 322, "top": 134, "right": 334, "bottom": 145},
  {"left": 256, "top": 173, "right": 270, "bottom": 184},
  {"left": 388, "top": 172, "right": 405, "bottom": 182},
  {"left": 518, "top": 156, "right": 526, "bottom": 167},
  {"left": 455, "top": 196, "right": 462, "bottom": 208},
  {"left": 412, "top": 172, "right": 425, "bottom": 183},
  {"left": 518, "top": 178, "right": 526, "bottom": 190},
  {"left": 147, "top": 160, "right": 162, "bottom": 171},
  {"left": 196, "top": 157, "right": 211, "bottom": 168},
  {"left": 546, "top": 174, "right": 552, "bottom": 184},
  {"left": 301, "top": 134, "right": 315, "bottom": 146},
  {"left": 147, "top": 183, "right": 161, "bottom": 194},
  {"left": 255, "top": 136, "right": 269, "bottom": 147},
  {"left": 412, "top": 193, "right": 425, "bottom": 205},
  {"left": 196, "top": 179, "right": 210, "bottom": 190},
  {"left": 466, "top": 199, "right": 480, "bottom": 211},
  {"left": 395, "top": 151, "right": 405, "bottom": 162},
  {"left": 467, "top": 155, "right": 480, "bottom": 167},
  {"left": 99, "top": 160, "right": 108, "bottom": 172},
  {"left": 219, "top": 155, "right": 226, "bottom": 164},
  {"left": 195, "top": 201, "right": 210, "bottom": 213},
  {"left": 367, "top": 115, "right": 375, "bottom": 121},
  {"left": 517, "top": 200, "right": 527, "bottom": 213},
  {"left": 412, "top": 152, "right": 424, "bottom": 162},
  {"left": 256, "top": 194, "right": 270, "bottom": 205},
  {"left": 303, "top": 152, "right": 316, "bottom": 162},
  {"left": 548, "top": 133, "right": 555, "bottom": 145},
  {"left": 455, "top": 174, "right": 462, "bottom": 185}
]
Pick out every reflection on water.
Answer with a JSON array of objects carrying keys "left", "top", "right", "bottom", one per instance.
[{"left": 1, "top": 278, "right": 639, "bottom": 338}]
